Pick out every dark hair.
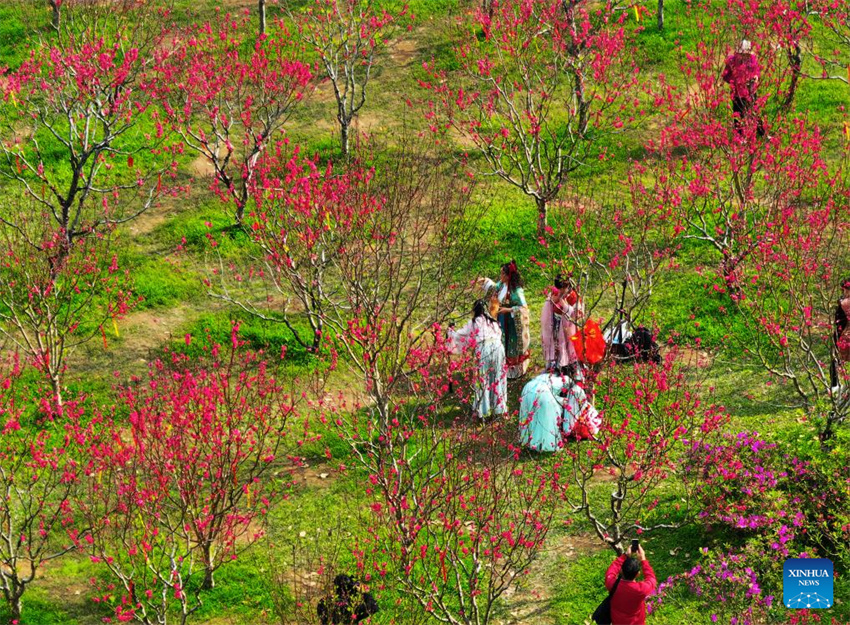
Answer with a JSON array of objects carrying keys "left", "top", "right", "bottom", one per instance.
[
  {"left": 621, "top": 557, "right": 641, "bottom": 581},
  {"left": 842, "top": 277, "right": 850, "bottom": 290},
  {"left": 501, "top": 260, "right": 523, "bottom": 291},
  {"left": 473, "top": 299, "right": 497, "bottom": 325}
]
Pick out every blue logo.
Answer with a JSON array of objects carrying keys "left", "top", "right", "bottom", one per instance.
[{"left": 783, "top": 559, "right": 833, "bottom": 609}]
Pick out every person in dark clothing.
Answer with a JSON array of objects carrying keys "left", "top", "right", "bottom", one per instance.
[
  {"left": 317, "top": 574, "right": 379, "bottom": 625},
  {"left": 722, "top": 39, "right": 766, "bottom": 138},
  {"left": 624, "top": 326, "right": 661, "bottom": 364},
  {"left": 831, "top": 278, "right": 850, "bottom": 390},
  {"left": 604, "top": 544, "right": 657, "bottom": 625}
]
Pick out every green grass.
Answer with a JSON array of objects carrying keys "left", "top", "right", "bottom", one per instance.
[
  {"left": 178, "top": 309, "right": 319, "bottom": 371},
  {"left": 149, "top": 204, "right": 251, "bottom": 255},
  {"left": 0, "top": 1, "right": 848, "bottom": 624},
  {"left": 192, "top": 557, "right": 277, "bottom": 622},
  {"left": 0, "top": 5, "right": 32, "bottom": 68},
  {"left": 125, "top": 253, "right": 200, "bottom": 310}
]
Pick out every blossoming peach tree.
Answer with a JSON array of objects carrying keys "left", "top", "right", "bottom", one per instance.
[
  {"left": 150, "top": 12, "right": 313, "bottom": 225},
  {"left": 0, "top": 12, "right": 174, "bottom": 404},
  {"left": 423, "top": 0, "right": 639, "bottom": 235},
  {"left": 563, "top": 348, "right": 730, "bottom": 554},
  {"left": 73, "top": 329, "right": 319, "bottom": 624},
  {"left": 0, "top": 357, "right": 86, "bottom": 623}
]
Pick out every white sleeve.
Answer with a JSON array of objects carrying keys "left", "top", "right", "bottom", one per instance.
[
  {"left": 482, "top": 278, "right": 497, "bottom": 294},
  {"left": 452, "top": 319, "right": 475, "bottom": 339},
  {"left": 449, "top": 320, "right": 475, "bottom": 354}
]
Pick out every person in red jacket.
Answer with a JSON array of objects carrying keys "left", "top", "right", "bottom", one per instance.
[
  {"left": 605, "top": 544, "right": 657, "bottom": 625},
  {"left": 721, "top": 39, "right": 766, "bottom": 138}
]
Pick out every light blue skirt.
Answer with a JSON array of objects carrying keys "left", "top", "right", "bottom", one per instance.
[{"left": 519, "top": 374, "right": 575, "bottom": 451}]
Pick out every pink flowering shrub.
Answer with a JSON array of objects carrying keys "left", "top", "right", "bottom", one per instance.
[
  {"left": 683, "top": 432, "right": 807, "bottom": 535},
  {"left": 649, "top": 547, "right": 774, "bottom": 625},
  {"left": 652, "top": 430, "right": 850, "bottom": 623},
  {"left": 684, "top": 430, "right": 850, "bottom": 564}
]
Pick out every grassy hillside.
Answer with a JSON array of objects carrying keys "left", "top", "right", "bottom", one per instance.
[{"left": 0, "top": 1, "right": 847, "bottom": 624}]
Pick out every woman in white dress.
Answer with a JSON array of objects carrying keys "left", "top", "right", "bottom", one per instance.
[{"left": 449, "top": 300, "right": 508, "bottom": 419}]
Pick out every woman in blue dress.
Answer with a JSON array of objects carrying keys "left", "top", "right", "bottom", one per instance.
[{"left": 518, "top": 373, "right": 600, "bottom": 451}]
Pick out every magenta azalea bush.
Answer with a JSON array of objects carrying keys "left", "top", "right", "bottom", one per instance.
[
  {"left": 649, "top": 430, "right": 850, "bottom": 624},
  {"left": 648, "top": 547, "right": 774, "bottom": 625}
]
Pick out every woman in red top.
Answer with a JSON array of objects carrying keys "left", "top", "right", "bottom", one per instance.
[
  {"left": 604, "top": 545, "right": 657, "bottom": 625},
  {"left": 722, "top": 39, "right": 765, "bottom": 137}
]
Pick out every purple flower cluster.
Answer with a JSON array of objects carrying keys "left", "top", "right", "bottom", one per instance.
[
  {"left": 648, "top": 548, "right": 773, "bottom": 625},
  {"left": 682, "top": 432, "right": 810, "bottom": 539}
]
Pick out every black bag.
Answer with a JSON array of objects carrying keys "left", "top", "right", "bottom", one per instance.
[
  {"left": 591, "top": 576, "right": 621, "bottom": 625},
  {"left": 625, "top": 326, "right": 661, "bottom": 364},
  {"left": 318, "top": 575, "right": 379, "bottom": 625}
]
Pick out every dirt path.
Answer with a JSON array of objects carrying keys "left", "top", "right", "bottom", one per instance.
[
  {"left": 66, "top": 301, "right": 210, "bottom": 389},
  {"left": 497, "top": 532, "right": 605, "bottom": 625}
]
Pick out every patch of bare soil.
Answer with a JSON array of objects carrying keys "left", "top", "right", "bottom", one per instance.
[
  {"left": 215, "top": 0, "right": 254, "bottom": 8},
  {"left": 67, "top": 302, "right": 209, "bottom": 385},
  {"left": 287, "top": 460, "right": 337, "bottom": 490},
  {"left": 588, "top": 467, "right": 619, "bottom": 484},
  {"left": 389, "top": 34, "right": 421, "bottom": 68},
  {"left": 126, "top": 204, "right": 171, "bottom": 237},
  {"left": 189, "top": 153, "right": 217, "bottom": 178},
  {"left": 665, "top": 346, "right": 714, "bottom": 368},
  {"left": 310, "top": 80, "right": 338, "bottom": 105},
  {"left": 352, "top": 109, "right": 387, "bottom": 135},
  {"left": 497, "top": 532, "right": 606, "bottom": 625},
  {"left": 118, "top": 302, "right": 202, "bottom": 354}
]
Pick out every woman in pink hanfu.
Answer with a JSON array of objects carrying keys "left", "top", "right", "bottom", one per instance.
[
  {"left": 540, "top": 276, "right": 578, "bottom": 373},
  {"left": 541, "top": 276, "right": 583, "bottom": 379}
]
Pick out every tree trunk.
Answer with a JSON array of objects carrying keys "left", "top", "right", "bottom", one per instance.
[
  {"left": 49, "top": 372, "right": 63, "bottom": 409},
  {"left": 483, "top": 0, "right": 495, "bottom": 21},
  {"left": 49, "top": 0, "right": 60, "bottom": 30},
  {"left": 782, "top": 42, "right": 802, "bottom": 110},
  {"left": 258, "top": 0, "right": 267, "bottom": 37},
  {"left": 310, "top": 317, "right": 324, "bottom": 353},
  {"left": 9, "top": 588, "right": 22, "bottom": 625},
  {"left": 201, "top": 544, "right": 215, "bottom": 590},
  {"left": 340, "top": 120, "right": 350, "bottom": 158},
  {"left": 563, "top": 0, "right": 589, "bottom": 136},
  {"left": 657, "top": 0, "right": 664, "bottom": 30},
  {"left": 572, "top": 69, "right": 589, "bottom": 136},
  {"left": 536, "top": 197, "right": 548, "bottom": 237},
  {"left": 819, "top": 415, "right": 836, "bottom": 446}
]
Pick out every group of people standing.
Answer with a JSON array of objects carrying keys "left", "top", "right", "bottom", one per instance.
[
  {"left": 449, "top": 261, "right": 600, "bottom": 450},
  {"left": 448, "top": 261, "right": 531, "bottom": 420}
]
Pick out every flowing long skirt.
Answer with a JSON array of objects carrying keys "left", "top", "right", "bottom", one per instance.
[
  {"left": 499, "top": 309, "right": 530, "bottom": 379},
  {"left": 519, "top": 374, "right": 567, "bottom": 452},
  {"left": 519, "top": 374, "right": 600, "bottom": 451},
  {"left": 475, "top": 338, "right": 508, "bottom": 418}
]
